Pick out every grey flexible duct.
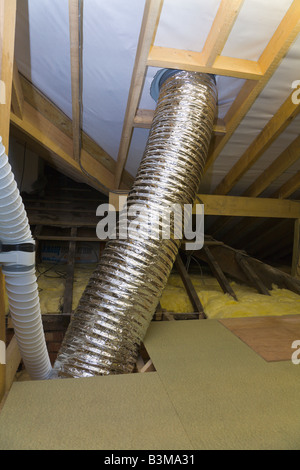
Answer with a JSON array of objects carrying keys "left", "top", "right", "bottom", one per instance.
[{"left": 52, "top": 70, "right": 217, "bottom": 379}]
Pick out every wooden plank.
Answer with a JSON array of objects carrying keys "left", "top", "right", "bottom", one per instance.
[
  {"left": 27, "top": 210, "right": 98, "bottom": 228},
  {"left": 213, "top": 91, "right": 300, "bottom": 195},
  {"left": 292, "top": 219, "right": 300, "bottom": 278},
  {"left": 11, "top": 61, "right": 24, "bottom": 119},
  {"left": 140, "top": 359, "right": 155, "bottom": 373},
  {"left": 208, "top": 133, "right": 300, "bottom": 237},
  {"left": 135, "top": 355, "right": 145, "bottom": 372},
  {"left": 235, "top": 253, "right": 270, "bottom": 295},
  {"left": 63, "top": 227, "right": 77, "bottom": 314},
  {"left": 0, "top": 0, "right": 16, "bottom": 147},
  {"left": 109, "top": 192, "right": 300, "bottom": 219},
  {"left": 153, "top": 302, "right": 163, "bottom": 321},
  {"left": 271, "top": 170, "right": 300, "bottom": 199},
  {"left": 114, "top": 0, "right": 163, "bottom": 188},
  {"left": 174, "top": 254, "right": 206, "bottom": 319},
  {"left": 5, "top": 335, "right": 21, "bottom": 392},
  {"left": 201, "top": 0, "right": 244, "bottom": 66},
  {"left": 10, "top": 101, "right": 117, "bottom": 194},
  {"left": 68, "top": 0, "right": 81, "bottom": 162},
  {"left": 202, "top": 246, "right": 237, "bottom": 300},
  {"left": 243, "top": 135, "right": 300, "bottom": 198},
  {"left": 205, "top": 0, "right": 300, "bottom": 170},
  {"left": 199, "top": 194, "right": 300, "bottom": 219},
  {"left": 195, "top": 243, "right": 300, "bottom": 295},
  {"left": 0, "top": 0, "right": 17, "bottom": 404},
  {"left": 133, "top": 109, "right": 227, "bottom": 134},
  {"left": 36, "top": 235, "right": 99, "bottom": 242},
  {"left": 16, "top": 74, "right": 134, "bottom": 189},
  {"left": 147, "top": 47, "right": 263, "bottom": 80},
  {"left": 219, "top": 315, "right": 300, "bottom": 362}
]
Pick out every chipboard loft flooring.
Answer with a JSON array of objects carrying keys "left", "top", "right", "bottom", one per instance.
[{"left": 0, "top": 319, "right": 300, "bottom": 450}]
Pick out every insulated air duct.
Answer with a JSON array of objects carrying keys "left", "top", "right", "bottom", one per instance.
[
  {"left": 0, "top": 138, "right": 52, "bottom": 380},
  {"left": 53, "top": 70, "right": 217, "bottom": 379}
]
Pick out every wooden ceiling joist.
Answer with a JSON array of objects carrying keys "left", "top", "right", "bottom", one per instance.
[
  {"left": 114, "top": 0, "right": 163, "bottom": 189},
  {"left": 10, "top": 100, "right": 117, "bottom": 194},
  {"left": 11, "top": 60, "right": 24, "bottom": 119},
  {"left": 210, "top": 132, "right": 300, "bottom": 239},
  {"left": 243, "top": 135, "right": 300, "bottom": 198},
  {"left": 200, "top": 0, "right": 244, "bottom": 67},
  {"left": 133, "top": 109, "right": 227, "bottom": 135},
  {"left": 147, "top": 48, "right": 263, "bottom": 80},
  {"left": 68, "top": 0, "right": 81, "bottom": 163},
  {"left": 110, "top": 192, "right": 300, "bottom": 220},
  {"left": 0, "top": 0, "right": 17, "bottom": 404},
  {"left": 213, "top": 91, "right": 300, "bottom": 196},
  {"left": 219, "top": 135, "right": 300, "bottom": 244},
  {"left": 205, "top": 0, "right": 300, "bottom": 171},
  {"left": 10, "top": 72, "right": 134, "bottom": 192},
  {"left": 272, "top": 171, "right": 300, "bottom": 199},
  {"left": 208, "top": 90, "right": 300, "bottom": 237},
  {"left": 115, "top": 0, "right": 300, "bottom": 203}
]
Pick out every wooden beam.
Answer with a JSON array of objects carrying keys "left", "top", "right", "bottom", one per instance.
[
  {"left": 133, "top": 109, "right": 227, "bottom": 134},
  {"left": 292, "top": 219, "right": 300, "bottom": 278},
  {"left": 68, "top": 0, "right": 81, "bottom": 162},
  {"left": 201, "top": 246, "right": 237, "bottom": 300},
  {"left": 11, "top": 60, "right": 24, "bottom": 119},
  {"left": 213, "top": 91, "right": 300, "bottom": 195},
  {"left": 140, "top": 359, "right": 155, "bottom": 373},
  {"left": 195, "top": 243, "right": 300, "bottom": 295},
  {"left": 271, "top": 171, "right": 300, "bottom": 199},
  {"left": 5, "top": 335, "right": 21, "bottom": 392},
  {"left": 198, "top": 194, "right": 300, "bottom": 219},
  {"left": 174, "top": 253, "right": 206, "bottom": 319},
  {"left": 114, "top": 0, "right": 163, "bottom": 188},
  {"left": 205, "top": 0, "right": 300, "bottom": 170},
  {"left": 210, "top": 133, "right": 300, "bottom": 238},
  {"left": 109, "top": 192, "right": 300, "bottom": 219},
  {"left": 225, "top": 169, "right": 300, "bottom": 246},
  {"left": 244, "top": 135, "right": 300, "bottom": 198},
  {"left": 0, "top": 0, "right": 16, "bottom": 148},
  {"left": 201, "top": 0, "right": 244, "bottom": 66},
  {"left": 147, "top": 48, "right": 263, "bottom": 80},
  {"left": 235, "top": 253, "right": 270, "bottom": 295},
  {"left": 63, "top": 227, "right": 77, "bottom": 314},
  {"left": 11, "top": 101, "right": 118, "bottom": 194},
  {"left": 17, "top": 73, "right": 134, "bottom": 189},
  {"left": 0, "top": 0, "right": 17, "bottom": 404}
]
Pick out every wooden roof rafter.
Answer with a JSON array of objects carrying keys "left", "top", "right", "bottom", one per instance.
[{"left": 114, "top": 0, "right": 300, "bottom": 191}]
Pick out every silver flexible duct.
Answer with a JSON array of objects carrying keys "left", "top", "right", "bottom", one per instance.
[{"left": 52, "top": 71, "right": 217, "bottom": 379}]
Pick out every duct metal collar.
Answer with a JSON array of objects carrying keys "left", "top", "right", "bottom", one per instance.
[{"left": 150, "top": 68, "right": 216, "bottom": 102}]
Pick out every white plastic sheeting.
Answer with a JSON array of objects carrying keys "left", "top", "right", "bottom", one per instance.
[{"left": 14, "top": 0, "right": 300, "bottom": 196}]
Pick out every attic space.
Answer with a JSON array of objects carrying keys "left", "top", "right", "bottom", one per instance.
[{"left": 0, "top": 0, "right": 300, "bottom": 452}]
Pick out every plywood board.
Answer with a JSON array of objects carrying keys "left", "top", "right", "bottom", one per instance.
[
  {"left": 219, "top": 315, "right": 300, "bottom": 362},
  {"left": 0, "top": 372, "right": 192, "bottom": 450},
  {"left": 144, "top": 320, "right": 300, "bottom": 450}
]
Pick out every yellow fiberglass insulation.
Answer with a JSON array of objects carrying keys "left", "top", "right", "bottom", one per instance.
[
  {"left": 37, "top": 263, "right": 96, "bottom": 314},
  {"left": 34, "top": 264, "right": 300, "bottom": 319},
  {"left": 160, "top": 273, "right": 300, "bottom": 319}
]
